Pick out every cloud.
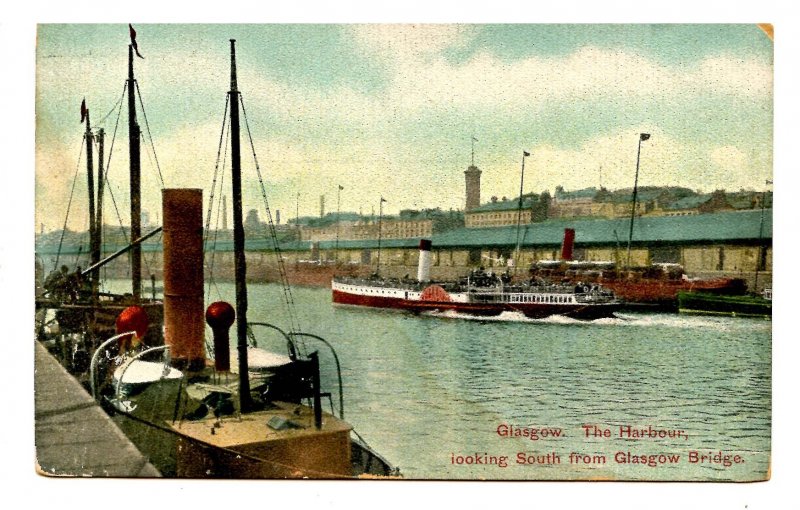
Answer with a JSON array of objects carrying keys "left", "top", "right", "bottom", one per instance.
[
  {"left": 474, "top": 129, "right": 679, "bottom": 200},
  {"left": 708, "top": 145, "right": 749, "bottom": 183},
  {"left": 35, "top": 26, "right": 773, "bottom": 230},
  {"left": 382, "top": 47, "right": 771, "bottom": 115},
  {"left": 689, "top": 56, "right": 773, "bottom": 96},
  {"left": 472, "top": 130, "right": 770, "bottom": 202},
  {"left": 235, "top": 36, "right": 772, "bottom": 143},
  {"left": 349, "top": 24, "right": 475, "bottom": 65}
]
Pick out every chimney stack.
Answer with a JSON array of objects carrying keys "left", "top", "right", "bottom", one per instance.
[
  {"left": 417, "top": 239, "right": 433, "bottom": 282},
  {"left": 162, "top": 189, "right": 205, "bottom": 371},
  {"left": 561, "top": 228, "right": 575, "bottom": 261}
]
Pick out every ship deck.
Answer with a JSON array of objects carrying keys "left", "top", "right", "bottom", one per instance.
[
  {"left": 167, "top": 400, "right": 354, "bottom": 478},
  {"left": 169, "top": 400, "right": 351, "bottom": 449}
]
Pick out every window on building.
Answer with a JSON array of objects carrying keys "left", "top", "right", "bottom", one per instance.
[
  {"left": 758, "top": 245, "right": 768, "bottom": 271},
  {"left": 651, "top": 246, "right": 681, "bottom": 264},
  {"left": 468, "top": 249, "right": 481, "bottom": 265}
]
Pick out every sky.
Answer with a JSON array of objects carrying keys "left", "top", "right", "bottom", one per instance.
[{"left": 33, "top": 23, "right": 774, "bottom": 232}]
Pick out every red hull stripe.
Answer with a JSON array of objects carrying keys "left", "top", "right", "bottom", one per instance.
[{"left": 332, "top": 290, "right": 619, "bottom": 320}]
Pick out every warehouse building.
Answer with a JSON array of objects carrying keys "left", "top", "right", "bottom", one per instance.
[
  {"left": 299, "top": 208, "right": 772, "bottom": 291},
  {"left": 37, "top": 208, "right": 772, "bottom": 292}
]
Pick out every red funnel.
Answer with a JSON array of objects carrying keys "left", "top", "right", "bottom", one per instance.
[
  {"left": 561, "top": 228, "right": 575, "bottom": 261},
  {"left": 162, "top": 189, "right": 205, "bottom": 371}
]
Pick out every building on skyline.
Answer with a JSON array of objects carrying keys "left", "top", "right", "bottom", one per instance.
[
  {"left": 464, "top": 164, "right": 482, "bottom": 211},
  {"left": 35, "top": 208, "right": 773, "bottom": 293},
  {"left": 296, "top": 208, "right": 464, "bottom": 242}
]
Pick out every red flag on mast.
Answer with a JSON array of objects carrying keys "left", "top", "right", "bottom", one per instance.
[
  {"left": 129, "top": 24, "right": 144, "bottom": 59},
  {"left": 80, "top": 98, "right": 87, "bottom": 123}
]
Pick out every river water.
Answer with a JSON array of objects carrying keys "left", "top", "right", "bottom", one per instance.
[{"left": 107, "top": 279, "right": 771, "bottom": 481}]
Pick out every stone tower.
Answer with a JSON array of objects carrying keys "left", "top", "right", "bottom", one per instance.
[{"left": 464, "top": 164, "right": 482, "bottom": 211}]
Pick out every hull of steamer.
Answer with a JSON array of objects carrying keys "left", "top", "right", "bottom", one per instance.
[{"left": 332, "top": 278, "right": 621, "bottom": 320}]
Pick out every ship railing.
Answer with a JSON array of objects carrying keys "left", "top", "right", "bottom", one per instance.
[
  {"left": 247, "top": 322, "right": 301, "bottom": 360},
  {"left": 334, "top": 275, "right": 425, "bottom": 292},
  {"left": 89, "top": 332, "right": 177, "bottom": 415},
  {"left": 289, "top": 332, "right": 345, "bottom": 421},
  {"left": 467, "top": 286, "right": 618, "bottom": 305},
  {"left": 111, "top": 345, "right": 175, "bottom": 414},
  {"left": 574, "top": 290, "right": 618, "bottom": 304},
  {"left": 113, "top": 345, "right": 172, "bottom": 398},
  {"left": 247, "top": 322, "right": 345, "bottom": 421},
  {"left": 466, "top": 287, "right": 498, "bottom": 295},
  {"left": 89, "top": 331, "right": 137, "bottom": 400}
]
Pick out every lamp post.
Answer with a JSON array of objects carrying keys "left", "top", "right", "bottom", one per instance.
[
  {"left": 626, "top": 133, "right": 650, "bottom": 268},
  {"left": 513, "top": 150, "right": 531, "bottom": 273},
  {"left": 754, "top": 179, "right": 772, "bottom": 293},
  {"left": 335, "top": 185, "right": 343, "bottom": 262},
  {"left": 295, "top": 192, "right": 300, "bottom": 229}
]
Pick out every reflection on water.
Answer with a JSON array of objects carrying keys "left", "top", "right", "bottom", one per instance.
[{"left": 105, "top": 280, "right": 771, "bottom": 481}]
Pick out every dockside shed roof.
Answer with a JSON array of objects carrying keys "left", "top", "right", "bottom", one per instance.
[
  {"left": 428, "top": 209, "right": 771, "bottom": 249},
  {"left": 36, "top": 209, "right": 771, "bottom": 255}
]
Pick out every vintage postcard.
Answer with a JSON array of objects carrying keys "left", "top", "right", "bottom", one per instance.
[{"left": 33, "top": 23, "right": 773, "bottom": 483}]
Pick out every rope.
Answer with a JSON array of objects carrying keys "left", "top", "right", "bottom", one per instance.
[
  {"left": 208, "top": 170, "right": 226, "bottom": 301},
  {"left": 135, "top": 81, "right": 166, "bottom": 188},
  {"left": 93, "top": 133, "right": 107, "bottom": 287},
  {"left": 102, "top": 81, "right": 162, "bottom": 279},
  {"left": 239, "top": 94, "right": 303, "bottom": 342},
  {"left": 100, "top": 83, "right": 131, "bottom": 248},
  {"left": 202, "top": 164, "right": 226, "bottom": 303},
  {"left": 134, "top": 132, "right": 159, "bottom": 279},
  {"left": 103, "top": 177, "right": 130, "bottom": 247},
  {"left": 144, "top": 230, "right": 163, "bottom": 282},
  {"left": 131, "top": 83, "right": 161, "bottom": 280},
  {"left": 204, "top": 94, "right": 230, "bottom": 303},
  {"left": 54, "top": 136, "right": 86, "bottom": 270},
  {"left": 96, "top": 87, "right": 125, "bottom": 127},
  {"left": 98, "top": 84, "right": 126, "bottom": 192}
]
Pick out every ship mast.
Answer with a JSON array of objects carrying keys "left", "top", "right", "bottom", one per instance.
[
  {"left": 229, "top": 39, "right": 252, "bottom": 411},
  {"left": 96, "top": 128, "right": 105, "bottom": 283},
  {"left": 83, "top": 103, "right": 100, "bottom": 299},
  {"left": 128, "top": 44, "right": 143, "bottom": 300}
]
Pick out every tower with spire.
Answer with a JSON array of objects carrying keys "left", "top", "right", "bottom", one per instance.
[{"left": 464, "top": 136, "right": 482, "bottom": 211}]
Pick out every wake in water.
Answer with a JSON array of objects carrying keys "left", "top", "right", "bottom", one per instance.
[
  {"left": 421, "top": 309, "right": 755, "bottom": 332},
  {"left": 422, "top": 309, "right": 614, "bottom": 325},
  {"left": 613, "top": 312, "right": 738, "bottom": 332}
]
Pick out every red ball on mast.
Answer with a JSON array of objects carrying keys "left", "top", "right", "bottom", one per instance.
[
  {"left": 206, "top": 301, "right": 235, "bottom": 372},
  {"left": 115, "top": 305, "right": 149, "bottom": 351}
]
